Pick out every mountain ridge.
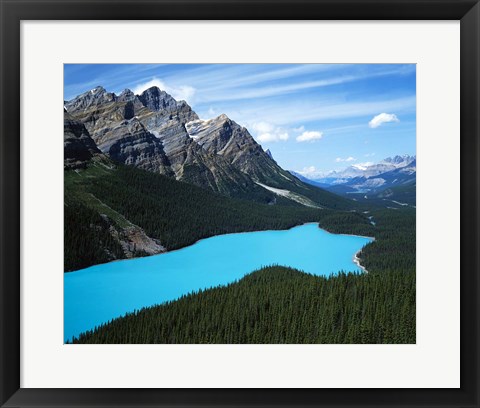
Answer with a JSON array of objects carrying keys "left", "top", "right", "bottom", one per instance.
[
  {"left": 65, "top": 85, "right": 354, "bottom": 210},
  {"left": 292, "top": 155, "right": 416, "bottom": 206},
  {"left": 307, "top": 155, "right": 416, "bottom": 182}
]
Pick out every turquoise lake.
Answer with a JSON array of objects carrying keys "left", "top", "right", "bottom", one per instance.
[{"left": 64, "top": 223, "right": 373, "bottom": 341}]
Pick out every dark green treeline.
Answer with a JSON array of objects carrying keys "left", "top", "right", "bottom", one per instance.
[{"left": 71, "top": 265, "right": 415, "bottom": 344}]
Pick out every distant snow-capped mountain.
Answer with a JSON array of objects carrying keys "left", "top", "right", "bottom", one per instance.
[
  {"left": 311, "top": 155, "right": 415, "bottom": 182},
  {"left": 290, "top": 155, "right": 416, "bottom": 199}
]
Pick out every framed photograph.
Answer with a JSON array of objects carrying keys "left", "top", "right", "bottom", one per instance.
[{"left": 1, "top": 0, "right": 479, "bottom": 407}]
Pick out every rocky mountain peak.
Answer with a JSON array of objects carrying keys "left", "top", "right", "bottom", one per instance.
[
  {"left": 63, "top": 84, "right": 303, "bottom": 204},
  {"left": 138, "top": 86, "right": 178, "bottom": 112},
  {"left": 140, "top": 86, "right": 162, "bottom": 97},
  {"left": 90, "top": 86, "right": 106, "bottom": 94},
  {"left": 217, "top": 113, "right": 229, "bottom": 122},
  {"left": 118, "top": 89, "right": 136, "bottom": 102},
  {"left": 183, "top": 113, "right": 295, "bottom": 184},
  {"left": 381, "top": 154, "right": 415, "bottom": 166},
  {"left": 65, "top": 86, "right": 115, "bottom": 111}
]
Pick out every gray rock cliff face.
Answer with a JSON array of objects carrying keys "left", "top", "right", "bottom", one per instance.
[
  {"left": 117, "top": 89, "right": 146, "bottom": 117},
  {"left": 64, "top": 85, "right": 303, "bottom": 201},
  {"left": 185, "top": 114, "right": 301, "bottom": 188},
  {"left": 134, "top": 87, "right": 200, "bottom": 179},
  {"left": 64, "top": 110, "right": 101, "bottom": 168},
  {"left": 98, "top": 118, "right": 174, "bottom": 176},
  {"left": 65, "top": 87, "right": 173, "bottom": 176},
  {"left": 138, "top": 87, "right": 183, "bottom": 113},
  {"left": 64, "top": 86, "right": 270, "bottom": 198}
]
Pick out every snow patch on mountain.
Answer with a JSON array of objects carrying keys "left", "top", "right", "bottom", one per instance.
[
  {"left": 255, "top": 182, "right": 321, "bottom": 208},
  {"left": 185, "top": 115, "right": 229, "bottom": 140},
  {"left": 185, "top": 118, "right": 213, "bottom": 140}
]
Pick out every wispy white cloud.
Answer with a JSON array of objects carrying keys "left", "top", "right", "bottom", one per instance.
[
  {"left": 335, "top": 156, "right": 356, "bottom": 162},
  {"left": 296, "top": 131, "right": 323, "bottom": 142},
  {"left": 364, "top": 152, "right": 376, "bottom": 157},
  {"left": 257, "top": 132, "right": 289, "bottom": 143},
  {"left": 368, "top": 113, "right": 399, "bottom": 128},
  {"left": 132, "top": 78, "right": 196, "bottom": 103},
  {"left": 251, "top": 121, "right": 274, "bottom": 134},
  {"left": 251, "top": 121, "right": 289, "bottom": 143},
  {"left": 202, "top": 76, "right": 355, "bottom": 102},
  {"left": 227, "top": 96, "right": 415, "bottom": 128},
  {"left": 194, "top": 65, "right": 416, "bottom": 104},
  {"left": 164, "top": 64, "right": 343, "bottom": 97}
]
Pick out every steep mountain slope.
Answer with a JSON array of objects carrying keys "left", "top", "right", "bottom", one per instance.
[
  {"left": 184, "top": 114, "right": 355, "bottom": 209},
  {"left": 65, "top": 86, "right": 355, "bottom": 209},
  {"left": 288, "top": 171, "right": 332, "bottom": 189},
  {"left": 373, "top": 181, "right": 416, "bottom": 206},
  {"left": 65, "top": 158, "right": 167, "bottom": 271},
  {"left": 65, "top": 87, "right": 174, "bottom": 174},
  {"left": 65, "top": 158, "right": 366, "bottom": 271},
  {"left": 64, "top": 110, "right": 101, "bottom": 169},
  {"left": 65, "top": 87, "right": 276, "bottom": 202},
  {"left": 185, "top": 114, "right": 296, "bottom": 184}
]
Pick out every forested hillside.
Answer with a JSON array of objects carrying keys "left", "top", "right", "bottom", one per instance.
[
  {"left": 65, "top": 160, "right": 372, "bottom": 271},
  {"left": 72, "top": 266, "right": 414, "bottom": 344}
]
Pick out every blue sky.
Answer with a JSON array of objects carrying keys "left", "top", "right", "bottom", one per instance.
[{"left": 64, "top": 64, "right": 416, "bottom": 176}]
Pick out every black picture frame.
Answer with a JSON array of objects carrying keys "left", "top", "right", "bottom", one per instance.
[{"left": 1, "top": 1, "right": 479, "bottom": 407}]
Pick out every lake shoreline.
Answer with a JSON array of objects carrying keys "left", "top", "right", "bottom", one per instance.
[
  {"left": 353, "top": 250, "right": 368, "bottom": 273},
  {"left": 66, "top": 222, "right": 317, "bottom": 273},
  {"left": 64, "top": 223, "right": 374, "bottom": 341},
  {"left": 66, "top": 221, "right": 376, "bottom": 274}
]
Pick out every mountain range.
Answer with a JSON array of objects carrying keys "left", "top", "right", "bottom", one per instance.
[
  {"left": 291, "top": 155, "right": 416, "bottom": 206},
  {"left": 64, "top": 86, "right": 352, "bottom": 209},
  {"left": 64, "top": 85, "right": 362, "bottom": 270},
  {"left": 299, "top": 155, "right": 415, "bottom": 183}
]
